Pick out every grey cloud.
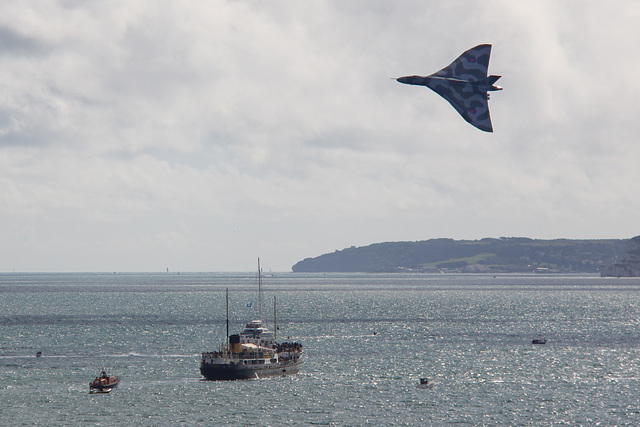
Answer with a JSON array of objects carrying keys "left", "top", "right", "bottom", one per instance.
[{"left": 0, "top": 26, "right": 47, "bottom": 56}]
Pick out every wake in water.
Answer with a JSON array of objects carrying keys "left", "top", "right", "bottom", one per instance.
[
  {"left": 298, "top": 333, "right": 380, "bottom": 339},
  {"left": 0, "top": 352, "right": 199, "bottom": 360}
]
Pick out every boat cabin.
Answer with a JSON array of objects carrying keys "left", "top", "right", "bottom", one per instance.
[{"left": 240, "top": 320, "right": 275, "bottom": 348}]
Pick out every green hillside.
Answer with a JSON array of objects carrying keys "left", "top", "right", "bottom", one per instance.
[{"left": 292, "top": 237, "right": 631, "bottom": 273}]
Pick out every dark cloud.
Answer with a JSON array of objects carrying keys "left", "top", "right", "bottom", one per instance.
[{"left": 0, "top": 26, "right": 47, "bottom": 56}]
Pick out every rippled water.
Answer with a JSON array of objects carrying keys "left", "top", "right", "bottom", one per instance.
[{"left": 2, "top": 273, "right": 640, "bottom": 425}]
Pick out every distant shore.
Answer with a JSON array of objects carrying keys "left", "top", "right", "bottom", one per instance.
[{"left": 292, "top": 237, "right": 639, "bottom": 275}]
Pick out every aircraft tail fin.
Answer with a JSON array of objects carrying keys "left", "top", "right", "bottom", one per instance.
[
  {"left": 484, "top": 75, "right": 501, "bottom": 85},
  {"left": 478, "top": 75, "right": 502, "bottom": 91}
]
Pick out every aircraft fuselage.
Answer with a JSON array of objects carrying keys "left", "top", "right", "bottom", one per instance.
[{"left": 397, "top": 75, "right": 503, "bottom": 92}]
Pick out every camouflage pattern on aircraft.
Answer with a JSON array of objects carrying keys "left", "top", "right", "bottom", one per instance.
[{"left": 397, "top": 44, "right": 502, "bottom": 132}]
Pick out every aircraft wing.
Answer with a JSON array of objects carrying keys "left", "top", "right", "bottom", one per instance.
[
  {"left": 431, "top": 44, "right": 491, "bottom": 83},
  {"left": 424, "top": 79, "right": 493, "bottom": 132}
]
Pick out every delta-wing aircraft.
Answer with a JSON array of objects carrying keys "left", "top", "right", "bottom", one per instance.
[{"left": 397, "top": 44, "right": 502, "bottom": 132}]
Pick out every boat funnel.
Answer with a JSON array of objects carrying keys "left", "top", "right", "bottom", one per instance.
[{"left": 229, "top": 334, "right": 241, "bottom": 353}]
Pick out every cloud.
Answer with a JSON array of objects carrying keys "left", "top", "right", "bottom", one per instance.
[{"left": 0, "top": 0, "right": 638, "bottom": 271}]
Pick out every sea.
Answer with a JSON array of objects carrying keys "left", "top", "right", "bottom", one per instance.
[{"left": 2, "top": 272, "right": 640, "bottom": 426}]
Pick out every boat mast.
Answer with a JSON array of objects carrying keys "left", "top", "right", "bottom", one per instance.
[
  {"left": 226, "top": 287, "right": 229, "bottom": 355},
  {"left": 258, "top": 257, "right": 263, "bottom": 323},
  {"left": 274, "top": 296, "right": 277, "bottom": 340}
]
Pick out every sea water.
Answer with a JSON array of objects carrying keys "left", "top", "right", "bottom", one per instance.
[{"left": 2, "top": 272, "right": 640, "bottom": 425}]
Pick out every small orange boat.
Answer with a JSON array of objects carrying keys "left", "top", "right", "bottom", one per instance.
[{"left": 89, "top": 371, "right": 119, "bottom": 393}]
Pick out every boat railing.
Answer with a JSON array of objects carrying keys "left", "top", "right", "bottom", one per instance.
[{"left": 202, "top": 351, "right": 277, "bottom": 363}]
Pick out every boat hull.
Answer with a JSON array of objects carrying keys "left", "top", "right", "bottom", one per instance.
[
  {"left": 89, "top": 379, "right": 119, "bottom": 393},
  {"left": 200, "top": 359, "right": 302, "bottom": 381},
  {"left": 89, "top": 387, "right": 116, "bottom": 394}
]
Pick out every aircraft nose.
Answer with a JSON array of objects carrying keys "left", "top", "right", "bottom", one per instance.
[{"left": 396, "top": 76, "right": 424, "bottom": 85}]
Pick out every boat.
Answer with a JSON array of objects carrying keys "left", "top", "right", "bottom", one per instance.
[
  {"left": 89, "top": 371, "right": 119, "bottom": 393},
  {"left": 532, "top": 338, "right": 547, "bottom": 345},
  {"left": 417, "top": 378, "right": 433, "bottom": 389},
  {"left": 200, "top": 259, "right": 303, "bottom": 381}
]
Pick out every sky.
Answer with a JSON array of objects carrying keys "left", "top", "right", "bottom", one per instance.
[{"left": 1, "top": 1, "right": 639, "bottom": 272}]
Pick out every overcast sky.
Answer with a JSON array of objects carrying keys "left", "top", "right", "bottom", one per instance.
[{"left": 1, "top": 1, "right": 639, "bottom": 272}]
